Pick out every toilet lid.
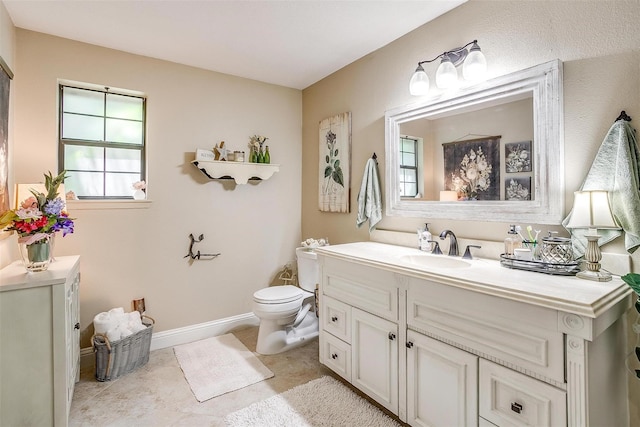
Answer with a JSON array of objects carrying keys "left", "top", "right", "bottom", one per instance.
[{"left": 253, "top": 285, "right": 304, "bottom": 304}]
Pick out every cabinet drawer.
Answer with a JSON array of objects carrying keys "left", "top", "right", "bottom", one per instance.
[
  {"left": 322, "top": 257, "right": 398, "bottom": 321},
  {"left": 319, "top": 332, "right": 351, "bottom": 382},
  {"left": 479, "top": 359, "right": 566, "bottom": 427},
  {"left": 407, "top": 278, "right": 564, "bottom": 383},
  {"left": 322, "top": 296, "right": 351, "bottom": 343}
]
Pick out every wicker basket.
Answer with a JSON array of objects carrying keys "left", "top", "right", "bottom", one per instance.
[{"left": 92, "top": 315, "right": 155, "bottom": 381}]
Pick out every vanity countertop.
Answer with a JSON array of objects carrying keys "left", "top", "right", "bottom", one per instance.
[{"left": 314, "top": 242, "right": 631, "bottom": 318}]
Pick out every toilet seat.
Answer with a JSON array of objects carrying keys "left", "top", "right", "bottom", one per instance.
[{"left": 253, "top": 285, "right": 304, "bottom": 304}]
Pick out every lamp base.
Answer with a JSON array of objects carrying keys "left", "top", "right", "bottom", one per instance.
[{"left": 576, "top": 269, "right": 612, "bottom": 282}]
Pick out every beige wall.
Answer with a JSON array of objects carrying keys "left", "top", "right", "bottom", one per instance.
[
  {"left": 10, "top": 30, "right": 302, "bottom": 342},
  {"left": 301, "top": 0, "right": 640, "bottom": 422}
]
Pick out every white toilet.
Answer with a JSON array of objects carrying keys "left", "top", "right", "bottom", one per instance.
[{"left": 252, "top": 247, "right": 320, "bottom": 355}]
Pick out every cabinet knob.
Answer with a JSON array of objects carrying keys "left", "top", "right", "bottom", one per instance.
[
  {"left": 331, "top": 353, "right": 338, "bottom": 359},
  {"left": 74, "top": 322, "right": 80, "bottom": 330},
  {"left": 331, "top": 316, "right": 338, "bottom": 322},
  {"left": 406, "top": 341, "right": 414, "bottom": 348},
  {"left": 388, "top": 332, "right": 396, "bottom": 340},
  {"left": 511, "top": 402, "right": 523, "bottom": 414}
]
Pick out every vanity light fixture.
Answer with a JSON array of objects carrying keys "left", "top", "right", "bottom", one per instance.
[
  {"left": 409, "top": 40, "right": 487, "bottom": 96},
  {"left": 565, "top": 191, "right": 619, "bottom": 282}
]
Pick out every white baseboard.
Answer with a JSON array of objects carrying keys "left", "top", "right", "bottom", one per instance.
[{"left": 80, "top": 312, "right": 260, "bottom": 366}]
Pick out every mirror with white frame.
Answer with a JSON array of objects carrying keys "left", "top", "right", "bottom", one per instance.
[{"left": 385, "top": 59, "right": 564, "bottom": 224}]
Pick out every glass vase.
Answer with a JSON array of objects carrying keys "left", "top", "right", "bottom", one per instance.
[
  {"left": 257, "top": 147, "right": 265, "bottom": 163},
  {"left": 250, "top": 148, "right": 258, "bottom": 163},
  {"left": 19, "top": 238, "right": 52, "bottom": 272},
  {"left": 264, "top": 146, "right": 271, "bottom": 164},
  {"left": 133, "top": 189, "right": 146, "bottom": 200}
]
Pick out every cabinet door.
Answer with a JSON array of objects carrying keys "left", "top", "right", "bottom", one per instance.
[
  {"left": 406, "top": 330, "right": 478, "bottom": 427},
  {"left": 351, "top": 307, "right": 398, "bottom": 415}
]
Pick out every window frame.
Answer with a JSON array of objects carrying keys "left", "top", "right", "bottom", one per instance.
[
  {"left": 399, "top": 135, "right": 422, "bottom": 198},
  {"left": 58, "top": 83, "right": 147, "bottom": 200}
]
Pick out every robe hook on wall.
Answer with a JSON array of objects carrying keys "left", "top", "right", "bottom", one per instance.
[
  {"left": 616, "top": 110, "right": 632, "bottom": 122},
  {"left": 184, "top": 233, "right": 220, "bottom": 260}
]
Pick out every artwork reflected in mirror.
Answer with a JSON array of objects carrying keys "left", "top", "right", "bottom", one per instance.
[{"left": 443, "top": 136, "right": 501, "bottom": 201}]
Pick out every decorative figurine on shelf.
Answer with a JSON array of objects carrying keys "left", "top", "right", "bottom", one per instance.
[
  {"left": 213, "top": 141, "right": 229, "bottom": 161},
  {"left": 132, "top": 180, "right": 146, "bottom": 200},
  {"left": 249, "top": 135, "right": 268, "bottom": 163}
]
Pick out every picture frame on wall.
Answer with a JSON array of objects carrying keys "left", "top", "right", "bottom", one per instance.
[
  {"left": 0, "top": 55, "right": 13, "bottom": 240},
  {"left": 505, "top": 177, "right": 532, "bottom": 201},
  {"left": 318, "top": 112, "right": 351, "bottom": 213},
  {"left": 443, "top": 135, "right": 501, "bottom": 201},
  {"left": 505, "top": 140, "right": 532, "bottom": 173}
]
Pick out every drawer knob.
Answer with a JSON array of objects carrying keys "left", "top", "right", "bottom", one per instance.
[
  {"left": 331, "top": 353, "right": 338, "bottom": 359},
  {"left": 511, "top": 402, "right": 523, "bottom": 414},
  {"left": 331, "top": 316, "right": 338, "bottom": 322},
  {"left": 74, "top": 322, "right": 80, "bottom": 330},
  {"left": 406, "top": 341, "right": 414, "bottom": 348},
  {"left": 388, "top": 332, "right": 396, "bottom": 340}
]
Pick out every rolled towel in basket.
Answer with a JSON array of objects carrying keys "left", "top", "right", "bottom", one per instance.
[{"left": 93, "top": 312, "right": 117, "bottom": 335}]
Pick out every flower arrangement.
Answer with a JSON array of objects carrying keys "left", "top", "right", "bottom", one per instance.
[
  {"left": 450, "top": 147, "right": 492, "bottom": 200},
  {"left": 0, "top": 170, "right": 75, "bottom": 245},
  {"left": 132, "top": 180, "right": 146, "bottom": 191},
  {"left": 249, "top": 135, "right": 268, "bottom": 151}
]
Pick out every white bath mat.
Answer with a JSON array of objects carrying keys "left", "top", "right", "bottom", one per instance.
[
  {"left": 224, "top": 375, "right": 402, "bottom": 426},
  {"left": 173, "top": 333, "right": 274, "bottom": 402}
]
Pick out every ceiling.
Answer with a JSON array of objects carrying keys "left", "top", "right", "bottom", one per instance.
[{"left": 3, "top": 0, "right": 466, "bottom": 90}]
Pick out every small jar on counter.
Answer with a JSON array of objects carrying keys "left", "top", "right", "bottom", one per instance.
[{"left": 234, "top": 151, "right": 245, "bottom": 162}]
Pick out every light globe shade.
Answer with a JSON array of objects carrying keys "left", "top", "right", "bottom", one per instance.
[
  {"left": 565, "top": 191, "right": 619, "bottom": 231},
  {"left": 462, "top": 44, "right": 487, "bottom": 81},
  {"left": 409, "top": 65, "right": 429, "bottom": 96},
  {"left": 435, "top": 57, "right": 457, "bottom": 89}
]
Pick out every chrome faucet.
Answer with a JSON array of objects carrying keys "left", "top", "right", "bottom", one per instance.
[{"left": 439, "top": 230, "right": 459, "bottom": 256}]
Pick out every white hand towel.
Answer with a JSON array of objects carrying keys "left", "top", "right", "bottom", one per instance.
[
  {"left": 93, "top": 312, "right": 116, "bottom": 335},
  {"left": 356, "top": 158, "right": 383, "bottom": 232}
]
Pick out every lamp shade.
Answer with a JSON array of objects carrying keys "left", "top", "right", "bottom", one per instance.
[
  {"left": 435, "top": 56, "right": 457, "bottom": 89},
  {"left": 565, "top": 191, "right": 618, "bottom": 229},
  {"left": 409, "top": 65, "right": 429, "bottom": 96},
  {"left": 439, "top": 190, "right": 458, "bottom": 201}
]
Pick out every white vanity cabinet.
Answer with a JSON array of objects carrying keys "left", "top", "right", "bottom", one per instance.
[
  {"left": 318, "top": 256, "right": 400, "bottom": 414},
  {"left": 316, "top": 242, "right": 632, "bottom": 427},
  {"left": 0, "top": 256, "right": 81, "bottom": 427},
  {"left": 406, "top": 330, "right": 478, "bottom": 427}
]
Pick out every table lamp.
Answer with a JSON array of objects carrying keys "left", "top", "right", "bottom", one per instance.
[{"left": 565, "top": 190, "right": 619, "bottom": 282}]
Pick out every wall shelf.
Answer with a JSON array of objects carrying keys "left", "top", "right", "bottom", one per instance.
[{"left": 192, "top": 160, "right": 280, "bottom": 185}]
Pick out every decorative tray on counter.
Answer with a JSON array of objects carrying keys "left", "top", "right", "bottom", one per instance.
[{"left": 500, "top": 254, "right": 581, "bottom": 276}]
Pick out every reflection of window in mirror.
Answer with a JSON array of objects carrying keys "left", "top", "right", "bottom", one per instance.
[{"left": 399, "top": 135, "right": 423, "bottom": 198}]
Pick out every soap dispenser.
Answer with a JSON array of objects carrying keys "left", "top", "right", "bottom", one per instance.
[
  {"left": 504, "top": 225, "right": 522, "bottom": 257},
  {"left": 418, "top": 223, "right": 433, "bottom": 252}
]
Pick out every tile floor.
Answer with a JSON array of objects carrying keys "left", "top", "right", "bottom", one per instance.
[{"left": 70, "top": 326, "right": 404, "bottom": 426}]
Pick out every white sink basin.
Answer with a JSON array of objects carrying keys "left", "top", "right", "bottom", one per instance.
[{"left": 399, "top": 254, "right": 471, "bottom": 269}]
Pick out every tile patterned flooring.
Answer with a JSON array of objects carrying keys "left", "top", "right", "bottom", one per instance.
[{"left": 70, "top": 326, "right": 404, "bottom": 426}]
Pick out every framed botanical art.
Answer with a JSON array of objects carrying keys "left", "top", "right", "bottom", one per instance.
[
  {"left": 505, "top": 141, "right": 532, "bottom": 173},
  {"left": 0, "top": 55, "right": 13, "bottom": 239},
  {"left": 443, "top": 135, "right": 501, "bottom": 200},
  {"left": 318, "top": 112, "right": 351, "bottom": 212},
  {"left": 505, "top": 177, "right": 532, "bottom": 200}
]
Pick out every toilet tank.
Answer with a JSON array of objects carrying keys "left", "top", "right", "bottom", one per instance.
[{"left": 295, "top": 247, "right": 320, "bottom": 292}]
